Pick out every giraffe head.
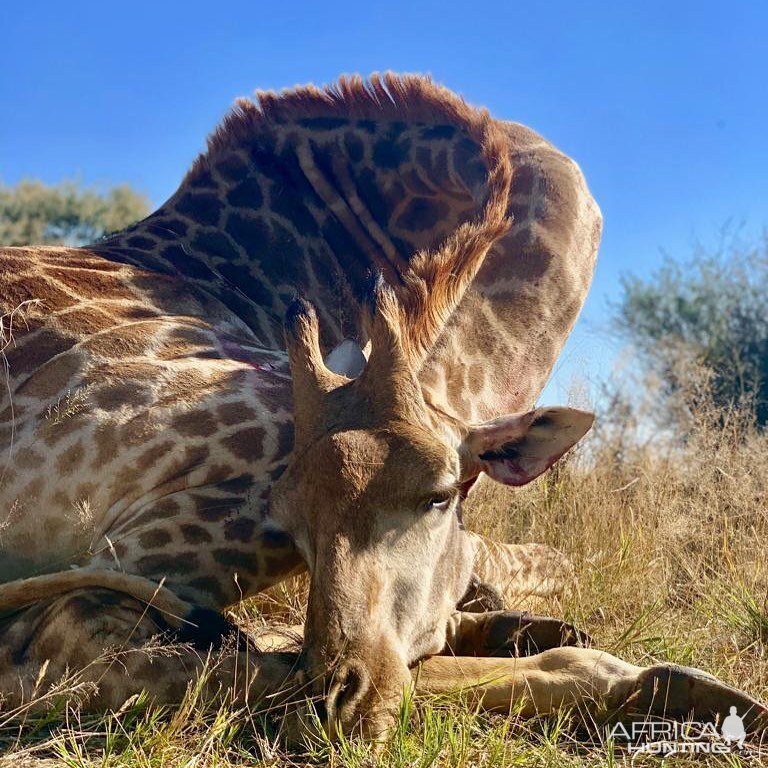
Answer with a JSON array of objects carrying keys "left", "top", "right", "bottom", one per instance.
[
  {"left": 268, "top": 106, "right": 593, "bottom": 740},
  {"left": 270, "top": 290, "right": 593, "bottom": 740}
]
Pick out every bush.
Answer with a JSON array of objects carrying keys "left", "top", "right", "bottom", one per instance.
[
  {"left": 0, "top": 179, "right": 150, "bottom": 247},
  {"left": 612, "top": 230, "right": 768, "bottom": 429}
]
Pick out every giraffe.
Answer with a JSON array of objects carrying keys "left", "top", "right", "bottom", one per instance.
[{"left": 0, "top": 74, "right": 765, "bottom": 743}]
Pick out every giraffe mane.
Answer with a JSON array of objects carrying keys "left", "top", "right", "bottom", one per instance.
[{"left": 195, "top": 72, "right": 490, "bottom": 172}]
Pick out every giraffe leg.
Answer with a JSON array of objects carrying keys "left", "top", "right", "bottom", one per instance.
[
  {"left": 250, "top": 610, "right": 592, "bottom": 662},
  {"left": 413, "top": 649, "right": 768, "bottom": 736},
  {"left": 455, "top": 533, "right": 587, "bottom": 658},
  {"left": 0, "top": 589, "right": 300, "bottom": 717},
  {"left": 444, "top": 610, "right": 591, "bottom": 658},
  {"left": 467, "top": 532, "right": 574, "bottom": 599}
]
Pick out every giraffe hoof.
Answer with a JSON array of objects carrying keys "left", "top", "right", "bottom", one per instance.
[
  {"left": 629, "top": 664, "right": 768, "bottom": 735},
  {"left": 483, "top": 610, "right": 592, "bottom": 656}
]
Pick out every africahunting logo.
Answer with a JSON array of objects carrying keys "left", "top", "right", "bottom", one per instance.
[{"left": 609, "top": 706, "right": 746, "bottom": 756}]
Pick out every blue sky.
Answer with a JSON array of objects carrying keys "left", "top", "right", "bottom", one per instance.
[{"left": 2, "top": 1, "right": 766, "bottom": 405}]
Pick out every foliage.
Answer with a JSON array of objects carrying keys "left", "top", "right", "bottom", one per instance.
[
  {"left": 0, "top": 179, "right": 150, "bottom": 247},
  {"left": 612, "top": 231, "right": 768, "bottom": 429}
]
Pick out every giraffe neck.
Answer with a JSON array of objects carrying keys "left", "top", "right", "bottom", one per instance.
[
  {"left": 95, "top": 86, "right": 488, "bottom": 354},
  {"left": 94, "top": 75, "right": 601, "bottom": 428}
]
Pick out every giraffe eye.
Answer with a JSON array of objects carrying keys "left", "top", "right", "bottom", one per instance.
[{"left": 424, "top": 493, "right": 454, "bottom": 512}]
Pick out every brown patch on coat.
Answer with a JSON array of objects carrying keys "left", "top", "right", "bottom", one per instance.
[
  {"left": 155, "top": 369, "right": 230, "bottom": 408},
  {"left": 138, "top": 528, "right": 173, "bottom": 549},
  {"left": 217, "top": 401, "right": 256, "bottom": 425},
  {"left": 4, "top": 329, "right": 77, "bottom": 376},
  {"left": 15, "top": 353, "right": 82, "bottom": 399},
  {"left": 84, "top": 324, "right": 154, "bottom": 359},
  {"left": 180, "top": 523, "right": 214, "bottom": 545},
  {"left": 135, "top": 440, "right": 175, "bottom": 473},
  {"left": 54, "top": 306, "right": 115, "bottom": 337},
  {"left": 173, "top": 409, "right": 219, "bottom": 438},
  {"left": 137, "top": 552, "right": 199, "bottom": 576},
  {"left": 92, "top": 381, "right": 152, "bottom": 411},
  {"left": 186, "top": 576, "right": 227, "bottom": 605},
  {"left": 56, "top": 440, "right": 85, "bottom": 474},
  {"left": 93, "top": 421, "right": 120, "bottom": 464},
  {"left": 224, "top": 516, "right": 256, "bottom": 542},
  {"left": 45, "top": 267, "right": 136, "bottom": 301},
  {"left": 222, "top": 426, "right": 265, "bottom": 461}
]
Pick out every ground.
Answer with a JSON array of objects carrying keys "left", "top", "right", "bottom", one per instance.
[{"left": 2, "top": 405, "right": 767, "bottom": 767}]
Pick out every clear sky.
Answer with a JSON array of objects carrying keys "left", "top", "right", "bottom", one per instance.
[{"left": 2, "top": 0, "right": 766, "bottom": 405}]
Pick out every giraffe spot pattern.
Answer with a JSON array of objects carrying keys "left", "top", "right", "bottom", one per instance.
[
  {"left": 343, "top": 131, "right": 365, "bottom": 163},
  {"left": 55, "top": 440, "right": 85, "bottom": 474},
  {"left": 175, "top": 193, "right": 223, "bottom": 226},
  {"left": 216, "top": 261, "right": 274, "bottom": 305},
  {"left": 217, "top": 401, "right": 256, "bottom": 426},
  {"left": 161, "top": 245, "right": 218, "bottom": 280},
  {"left": 212, "top": 548, "right": 256, "bottom": 571},
  {"left": 137, "top": 552, "right": 199, "bottom": 576},
  {"left": 127, "top": 236, "right": 157, "bottom": 250},
  {"left": 189, "top": 168, "right": 218, "bottom": 190},
  {"left": 222, "top": 426, "right": 265, "bottom": 461},
  {"left": 17, "top": 353, "right": 82, "bottom": 399},
  {"left": 180, "top": 524, "right": 213, "bottom": 545},
  {"left": 173, "top": 409, "right": 219, "bottom": 438},
  {"left": 5, "top": 329, "right": 76, "bottom": 376},
  {"left": 93, "top": 382, "right": 151, "bottom": 411},
  {"left": 135, "top": 440, "right": 175, "bottom": 473},
  {"left": 419, "top": 124, "right": 457, "bottom": 140},
  {"left": 191, "top": 231, "right": 240, "bottom": 263},
  {"left": 453, "top": 137, "right": 487, "bottom": 191},
  {"left": 372, "top": 131, "right": 411, "bottom": 169},
  {"left": 298, "top": 116, "right": 350, "bottom": 130},
  {"left": 149, "top": 217, "right": 188, "bottom": 238},
  {"left": 217, "top": 474, "right": 254, "bottom": 493},
  {"left": 138, "top": 528, "right": 173, "bottom": 549},
  {"left": 395, "top": 197, "right": 450, "bottom": 233},
  {"left": 224, "top": 213, "right": 269, "bottom": 256},
  {"left": 192, "top": 493, "right": 242, "bottom": 522},
  {"left": 186, "top": 575, "right": 227, "bottom": 604},
  {"left": 224, "top": 516, "right": 256, "bottom": 542},
  {"left": 226, "top": 177, "right": 265, "bottom": 209},
  {"left": 216, "top": 155, "right": 249, "bottom": 181},
  {"left": 0, "top": 82, "right": 600, "bottom": 632}
]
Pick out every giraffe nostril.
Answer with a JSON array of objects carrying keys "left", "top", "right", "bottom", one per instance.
[{"left": 325, "top": 659, "right": 370, "bottom": 728}]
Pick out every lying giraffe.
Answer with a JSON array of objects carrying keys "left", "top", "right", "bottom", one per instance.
[{"left": 0, "top": 74, "right": 765, "bottom": 743}]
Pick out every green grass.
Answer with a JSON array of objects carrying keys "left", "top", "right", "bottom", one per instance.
[{"left": 5, "top": 699, "right": 762, "bottom": 767}]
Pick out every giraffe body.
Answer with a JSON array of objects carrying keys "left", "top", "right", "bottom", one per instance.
[
  {"left": 2, "top": 75, "right": 596, "bottom": 608},
  {"left": 1, "top": 247, "right": 301, "bottom": 605},
  {"left": 2, "top": 74, "right": 762, "bottom": 743}
]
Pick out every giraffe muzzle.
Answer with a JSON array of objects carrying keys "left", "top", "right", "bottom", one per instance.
[{"left": 303, "top": 649, "right": 408, "bottom": 741}]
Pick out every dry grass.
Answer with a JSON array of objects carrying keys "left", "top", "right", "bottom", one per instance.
[{"left": 2, "top": 395, "right": 768, "bottom": 766}]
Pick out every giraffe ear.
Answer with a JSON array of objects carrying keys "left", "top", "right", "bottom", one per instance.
[
  {"left": 459, "top": 407, "right": 594, "bottom": 486},
  {"left": 324, "top": 339, "right": 368, "bottom": 378}
]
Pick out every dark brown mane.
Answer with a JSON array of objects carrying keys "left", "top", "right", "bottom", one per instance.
[{"left": 188, "top": 72, "right": 496, "bottom": 183}]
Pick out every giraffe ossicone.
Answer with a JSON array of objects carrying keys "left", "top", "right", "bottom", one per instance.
[{"left": 1, "top": 72, "right": 766, "bottom": 744}]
